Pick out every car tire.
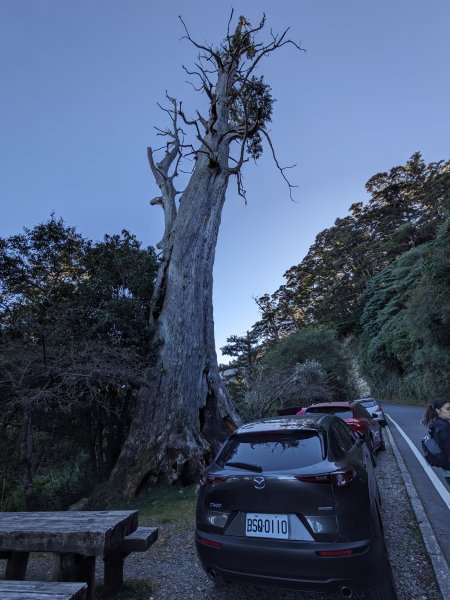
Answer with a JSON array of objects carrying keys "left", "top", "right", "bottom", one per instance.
[
  {"left": 377, "top": 427, "right": 386, "bottom": 452},
  {"left": 211, "top": 573, "right": 229, "bottom": 588},
  {"left": 368, "top": 442, "right": 377, "bottom": 467},
  {"left": 367, "top": 539, "right": 397, "bottom": 600}
]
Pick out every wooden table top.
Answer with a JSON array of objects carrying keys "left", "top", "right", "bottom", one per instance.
[{"left": 0, "top": 511, "right": 138, "bottom": 555}]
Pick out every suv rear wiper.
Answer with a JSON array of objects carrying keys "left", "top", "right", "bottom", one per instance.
[{"left": 224, "top": 461, "right": 263, "bottom": 472}]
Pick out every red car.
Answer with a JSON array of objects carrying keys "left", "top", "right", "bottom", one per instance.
[{"left": 297, "top": 401, "right": 385, "bottom": 453}]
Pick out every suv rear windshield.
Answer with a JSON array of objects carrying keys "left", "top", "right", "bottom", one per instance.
[
  {"left": 306, "top": 407, "right": 353, "bottom": 419},
  {"left": 216, "top": 432, "right": 323, "bottom": 471},
  {"left": 359, "top": 399, "right": 376, "bottom": 408}
]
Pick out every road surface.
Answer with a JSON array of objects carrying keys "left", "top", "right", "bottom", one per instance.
[{"left": 383, "top": 403, "right": 450, "bottom": 573}]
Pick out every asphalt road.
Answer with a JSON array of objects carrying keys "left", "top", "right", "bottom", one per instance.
[{"left": 383, "top": 403, "right": 450, "bottom": 571}]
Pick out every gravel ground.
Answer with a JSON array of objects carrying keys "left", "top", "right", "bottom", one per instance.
[{"left": 1, "top": 428, "right": 443, "bottom": 599}]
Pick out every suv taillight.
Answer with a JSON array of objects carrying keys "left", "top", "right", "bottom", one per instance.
[
  {"left": 375, "top": 405, "right": 382, "bottom": 412},
  {"left": 297, "top": 467, "right": 356, "bottom": 488},
  {"left": 199, "top": 475, "right": 228, "bottom": 487}
]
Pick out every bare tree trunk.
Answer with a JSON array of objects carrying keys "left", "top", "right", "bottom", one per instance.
[{"left": 111, "top": 159, "right": 240, "bottom": 497}]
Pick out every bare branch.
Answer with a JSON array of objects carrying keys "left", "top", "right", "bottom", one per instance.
[
  {"left": 154, "top": 126, "right": 175, "bottom": 137},
  {"left": 260, "top": 129, "right": 298, "bottom": 201},
  {"left": 244, "top": 14, "right": 267, "bottom": 37},
  {"left": 185, "top": 79, "right": 203, "bottom": 94},
  {"left": 226, "top": 8, "right": 235, "bottom": 41},
  {"left": 179, "top": 15, "right": 223, "bottom": 69},
  {"left": 196, "top": 110, "right": 209, "bottom": 131},
  {"left": 182, "top": 64, "right": 214, "bottom": 99},
  {"left": 236, "top": 32, "right": 304, "bottom": 94},
  {"left": 227, "top": 98, "right": 259, "bottom": 175},
  {"left": 236, "top": 170, "right": 247, "bottom": 203},
  {"left": 148, "top": 95, "right": 183, "bottom": 182},
  {"left": 227, "top": 137, "right": 248, "bottom": 175},
  {"left": 178, "top": 107, "right": 215, "bottom": 157},
  {"left": 172, "top": 150, "right": 185, "bottom": 181}
]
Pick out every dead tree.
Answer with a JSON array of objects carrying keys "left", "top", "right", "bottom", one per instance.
[{"left": 111, "top": 13, "right": 303, "bottom": 497}]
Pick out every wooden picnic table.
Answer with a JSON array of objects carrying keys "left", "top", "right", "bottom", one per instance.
[{"left": 0, "top": 510, "right": 138, "bottom": 600}]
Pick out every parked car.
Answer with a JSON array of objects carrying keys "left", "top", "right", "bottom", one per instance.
[
  {"left": 353, "top": 397, "right": 387, "bottom": 426},
  {"left": 196, "top": 414, "right": 395, "bottom": 598},
  {"left": 298, "top": 401, "right": 385, "bottom": 453}
]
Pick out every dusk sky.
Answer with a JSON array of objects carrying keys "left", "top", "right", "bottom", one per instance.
[{"left": 2, "top": 1, "right": 450, "bottom": 361}]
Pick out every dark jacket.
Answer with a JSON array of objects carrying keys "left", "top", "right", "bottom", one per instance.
[{"left": 430, "top": 417, "right": 450, "bottom": 469}]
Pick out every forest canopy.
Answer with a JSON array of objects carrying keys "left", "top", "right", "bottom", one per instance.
[
  {"left": 1, "top": 153, "right": 449, "bottom": 509},
  {"left": 223, "top": 153, "right": 450, "bottom": 408},
  {"left": 0, "top": 217, "right": 157, "bottom": 509}
]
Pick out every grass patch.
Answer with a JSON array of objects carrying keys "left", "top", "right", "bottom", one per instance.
[
  {"left": 96, "top": 580, "right": 153, "bottom": 599},
  {"left": 139, "top": 484, "right": 198, "bottom": 523},
  {"left": 88, "top": 481, "right": 198, "bottom": 525}
]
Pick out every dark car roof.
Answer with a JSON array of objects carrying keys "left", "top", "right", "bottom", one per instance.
[{"left": 234, "top": 414, "right": 335, "bottom": 436}]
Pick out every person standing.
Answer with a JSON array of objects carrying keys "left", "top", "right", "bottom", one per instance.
[{"left": 422, "top": 398, "right": 450, "bottom": 487}]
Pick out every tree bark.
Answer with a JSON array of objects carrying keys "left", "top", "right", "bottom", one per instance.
[{"left": 111, "top": 151, "right": 241, "bottom": 497}]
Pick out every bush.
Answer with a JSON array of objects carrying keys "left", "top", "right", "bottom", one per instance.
[{"left": 236, "top": 326, "right": 358, "bottom": 419}]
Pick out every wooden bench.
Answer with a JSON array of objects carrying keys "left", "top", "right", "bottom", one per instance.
[
  {"left": 0, "top": 580, "right": 87, "bottom": 599},
  {"left": 118, "top": 526, "right": 158, "bottom": 554},
  {"left": 103, "top": 527, "right": 158, "bottom": 591}
]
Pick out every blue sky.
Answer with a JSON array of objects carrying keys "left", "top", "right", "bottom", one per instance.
[{"left": 2, "top": 0, "right": 450, "bottom": 361}]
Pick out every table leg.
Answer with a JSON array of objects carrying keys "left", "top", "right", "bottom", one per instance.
[
  {"left": 103, "top": 551, "right": 125, "bottom": 592},
  {"left": 53, "top": 553, "right": 96, "bottom": 600},
  {"left": 5, "top": 551, "right": 29, "bottom": 579}
]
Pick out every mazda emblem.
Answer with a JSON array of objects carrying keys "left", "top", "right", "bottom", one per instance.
[{"left": 253, "top": 476, "right": 265, "bottom": 489}]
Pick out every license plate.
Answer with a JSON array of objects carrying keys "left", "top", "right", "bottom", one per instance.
[{"left": 245, "top": 513, "right": 289, "bottom": 539}]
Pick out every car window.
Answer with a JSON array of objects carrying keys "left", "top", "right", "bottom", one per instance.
[
  {"left": 360, "top": 399, "right": 376, "bottom": 408},
  {"left": 217, "top": 432, "right": 324, "bottom": 470},
  {"left": 332, "top": 422, "right": 354, "bottom": 452},
  {"left": 306, "top": 406, "right": 353, "bottom": 419}
]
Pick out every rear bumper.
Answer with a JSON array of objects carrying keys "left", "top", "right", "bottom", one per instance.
[{"left": 196, "top": 530, "right": 383, "bottom": 593}]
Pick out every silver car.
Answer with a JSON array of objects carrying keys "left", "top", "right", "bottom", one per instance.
[{"left": 354, "top": 397, "right": 387, "bottom": 426}]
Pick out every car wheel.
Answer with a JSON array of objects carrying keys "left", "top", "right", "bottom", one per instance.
[
  {"left": 378, "top": 431, "right": 386, "bottom": 451},
  {"left": 368, "top": 442, "right": 377, "bottom": 467},
  {"left": 367, "top": 539, "right": 397, "bottom": 600}
]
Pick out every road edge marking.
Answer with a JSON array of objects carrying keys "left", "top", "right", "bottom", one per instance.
[{"left": 385, "top": 422, "right": 450, "bottom": 600}]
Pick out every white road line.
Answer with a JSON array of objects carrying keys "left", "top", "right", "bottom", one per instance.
[{"left": 386, "top": 413, "right": 450, "bottom": 510}]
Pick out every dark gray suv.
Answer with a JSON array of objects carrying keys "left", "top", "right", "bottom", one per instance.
[{"left": 195, "top": 414, "right": 396, "bottom": 599}]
